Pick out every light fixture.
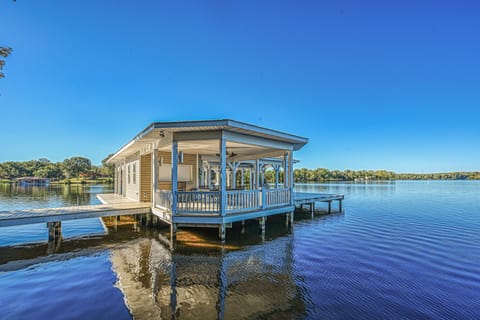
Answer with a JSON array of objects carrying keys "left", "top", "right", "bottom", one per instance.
[{"left": 159, "top": 130, "right": 165, "bottom": 138}]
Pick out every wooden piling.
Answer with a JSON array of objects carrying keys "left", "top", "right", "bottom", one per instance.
[
  {"left": 47, "top": 221, "right": 62, "bottom": 241},
  {"left": 219, "top": 224, "right": 226, "bottom": 241}
]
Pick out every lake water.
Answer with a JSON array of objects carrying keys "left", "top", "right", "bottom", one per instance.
[{"left": 0, "top": 181, "right": 479, "bottom": 319}]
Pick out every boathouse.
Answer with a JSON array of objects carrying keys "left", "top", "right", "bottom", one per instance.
[{"left": 107, "top": 120, "right": 306, "bottom": 240}]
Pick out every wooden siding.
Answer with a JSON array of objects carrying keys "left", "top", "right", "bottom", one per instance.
[{"left": 140, "top": 153, "right": 152, "bottom": 202}]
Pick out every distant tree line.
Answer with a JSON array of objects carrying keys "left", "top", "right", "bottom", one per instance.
[
  {"left": 264, "top": 168, "right": 480, "bottom": 183},
  {"left": 0, "top": 155, "right": 114, "bottom": 180}
]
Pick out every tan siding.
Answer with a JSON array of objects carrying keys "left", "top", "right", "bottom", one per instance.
[{"left": 140, "top": 153, "right": 152, "bottom": 202}]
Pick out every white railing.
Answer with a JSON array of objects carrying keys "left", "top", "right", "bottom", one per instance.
[
  {"left": 155, "top": 188, "right": 291, "bottom": 215},
  {"left": 264, "top": 188, "right": 291, "bottom": 208},
  {"left": 155, "top": 190, "right": 172, "bottom": 211},
  {"left": 226, "top": 190, "right": 261, "bottom": 214},
  {"left": 176, "top": 191, "right": 220, "bottom": 214}
]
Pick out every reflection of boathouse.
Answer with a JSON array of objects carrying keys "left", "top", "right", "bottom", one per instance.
[{"left": 110, "top": 237, "right": 306, "bottom": 319}]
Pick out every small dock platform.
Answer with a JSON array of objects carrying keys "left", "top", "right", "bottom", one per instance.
[{"left": 294, "top": 192, "right": 344, "bottom": 214}]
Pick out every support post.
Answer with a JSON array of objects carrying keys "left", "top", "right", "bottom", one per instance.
[
  {"left": 288, "top": 151, "right": 294, "bottom": 206},
  {"left": 328, "top": 201, "right": 332, "bottom": 214},
  {"left": 285, "top": 213, "right": 290, "bottom": 227},
  {"left": 339, "top": 199, "right": 343, "bottom": 212},
  {"left": 171, "top": 140, "right": 178, "bottom": 215},
  {"left": 310, "top": 203, "right": 314, "bottom": 218},
  {"left": 219, "top": 136, "right": 227, "bottom": 216},
  {"left": 255, "top": 159, "right": 260, "bottom": 190},
  {"left": 290, "top": 210, "right": 294, "bottom": 225},
  {"left": 241, "top": 220, "right": 246, "bottom": 234},
  {"left": 259, "top": 216, "right": 266, "bottom": 236},
  {"left": 240, "top": 168, "right": 244, "bottom": 187},
  {"left": 170, "top": 223, "right": 177, "bottom": 240},
  {"left": 274, "top": 165, "right": 280, "bottom": 189},
  {"left": 219, "top": 224, "right": 226, "bottom": 241},
  {"left": 47, "top": 221, "right": 62, "bottom": 241},
  {"left": 248, "top": 168, "right": 252, "bottom": 190}
]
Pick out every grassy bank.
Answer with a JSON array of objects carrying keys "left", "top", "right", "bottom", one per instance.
[{"left": 51, "top": 178, "right": 113, "bottom": 185}]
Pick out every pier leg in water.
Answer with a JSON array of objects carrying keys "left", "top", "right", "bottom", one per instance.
[
  {"left": 47, "top": 221, "right": 62, "bottom": 241},
  {"left": 170, "top": 223, "right": 177, "bottom": 240},
  {"left": 285, "top": 212, "right": 290, "bottom": 227},
  {"left": 219, "top": 224, "right": 226, "bottom": 241},
  {"left": 47, "top": 221, "right": 62, "bottom": 254},
  {"left": 328, "top": 201, "right": 332, "bottom": 214},
  {"left": 310, "top": 203, "right": 315, "bottom": 218},
  {"left": 339, "top": 199, "right": 343, "bottom": 212},
  {"left": 290, "top": 211, "right": 294, "bottom": 226},
  {"left": 259, "top": 217, "right": 266, "bottom": 239}
]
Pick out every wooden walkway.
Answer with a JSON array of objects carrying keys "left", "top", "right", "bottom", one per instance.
[
  {"left": 0, "top": 194, "right": 151, "bottom": 227},
  {"left": 294, "top": 192, "right": 344, "bottom": 214}
]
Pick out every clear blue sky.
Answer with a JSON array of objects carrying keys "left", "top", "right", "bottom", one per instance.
[{"left": 1, "top": 1, "right": 479, "bottom": 172}]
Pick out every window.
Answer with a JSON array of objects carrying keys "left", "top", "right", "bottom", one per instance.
[
  {"left": 127, "top": 165, "right": 131, "bottom": 184},
  {"left": 133, "top": 163, "right": 136, "bottom": 184}
]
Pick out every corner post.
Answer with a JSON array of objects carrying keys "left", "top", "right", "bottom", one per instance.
[
  {"left": 288, "top": 151, "right": 294, "bottom": 206},
  {"left": 171, "top": 140, "right": 178, "bottom": 215},
  {"left": 255, "top": 159, "right": 260, "bottom": 190},
  {"left": 219, "top": 135, "right": 227, "bottom": 217}
]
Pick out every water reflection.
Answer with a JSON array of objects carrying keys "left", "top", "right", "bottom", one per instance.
[
  {"left": 0, "top": 214, "right": 311, "bottom": 319},
  {"left": 111, "top": 235, "right": 308, "bottom": 319},
  {"left": 0, "top": 183, "right": 107, "bottom": 210}
]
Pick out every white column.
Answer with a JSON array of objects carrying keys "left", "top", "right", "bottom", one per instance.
[
  {"left": 283, "top": 153, "right": 288, "bottom": 188},
  {"left": 248, "top": 168, "right": 252, "bottom": 190},
  {"left": 275, "top": 165, "right": 279, "bottom": 189},
  {"left": 288, "top": 151, "right": 294, "bottom": 205},
  {"left": 255, "top": 159, "right": 260, "bottom": 190},
  {"left": 219, "top": 137, "right": 227, "bottom": 216},
  {"left": 171, "top": 141, "right": 178, "bottom": 214}
]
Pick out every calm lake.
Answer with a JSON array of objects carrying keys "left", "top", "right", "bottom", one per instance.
[{"left": 0, "top": 181, "right": 479, "bottom": 319}]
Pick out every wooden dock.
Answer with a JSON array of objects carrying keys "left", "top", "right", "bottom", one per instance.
[
  {"left": 0, "top": 194, "right": 150, "bottom": 228},
  {"left": 294, "top": 192, "right": 344, "bottom": 214}
]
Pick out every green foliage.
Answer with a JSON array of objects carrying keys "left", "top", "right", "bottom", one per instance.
[
  {"left": 291, "top": 168, "right": 480, "bottom": 182},
  {"left": 0, "top": 46, "right": 12, "bottom": 79},
  {"left": 0, "top": 155, "right": 115, "bottom": 181},
  {"left": 62, "top": 156, "right": 92, "bottom": 178},
  {"left": 101, "top": 153, "right": 115, "bottom": 177}
]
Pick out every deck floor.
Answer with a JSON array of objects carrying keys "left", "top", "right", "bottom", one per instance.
[
  {"left": 0, "top": 194, "right": 151, "bottom": 227},
  {"left": 293, "top": 192, "right": 344, "bottom": 205}
]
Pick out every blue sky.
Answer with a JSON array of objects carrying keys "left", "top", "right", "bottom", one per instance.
[{"left": 0, "top": 1, "right": 479, "bottom": 172}]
